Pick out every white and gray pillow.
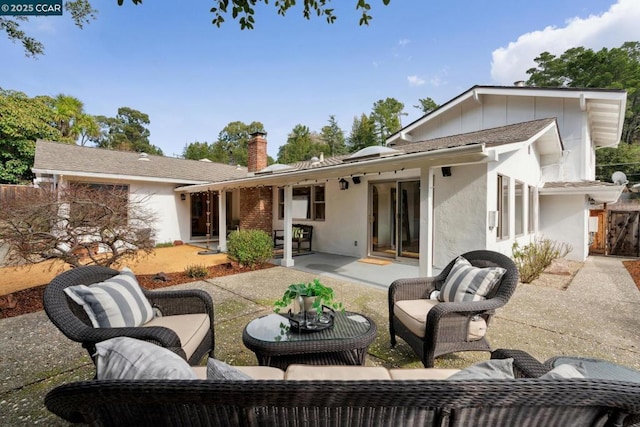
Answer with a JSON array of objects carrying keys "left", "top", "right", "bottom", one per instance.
[
  {"left": 439, "top": 256, "right": 506, "bottom": 302},
  {"left": 447, "top": 358, "right": 515, "bottom": 380},
  {"left": 64, "top": 267, "right": 154, "bottom": 328},
  {"left": 95, "top": 337, "right": 197, "bottom": 380},
  {"left": 207, "top": 358, "right": 252, "bottom": 380}
]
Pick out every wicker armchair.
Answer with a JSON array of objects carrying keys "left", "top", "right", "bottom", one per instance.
[
  {"left": 43, "top": 265, "right": 215, "bottom": 365},
  {"left": 389, "top": 250, "right": 519, "bottom": 367}
]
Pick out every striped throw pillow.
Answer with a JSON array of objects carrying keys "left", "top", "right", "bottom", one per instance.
[
  {"left": 438, "top": 256, "right": 506, "bottom": 302},
  {"left": 64, "top": 267, "right": 154, "bottom": 328}
]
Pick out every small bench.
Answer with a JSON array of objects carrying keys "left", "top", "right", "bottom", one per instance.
[{"left": 273, "top": 224, "right": 313, "bottom": 254}]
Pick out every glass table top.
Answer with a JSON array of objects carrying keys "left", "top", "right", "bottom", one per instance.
[{"left": 244, "top": 311, "right": 372, "bottom": 343}]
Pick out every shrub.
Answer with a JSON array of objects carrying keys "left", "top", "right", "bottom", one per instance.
[
  {"left": 155, "top": 241, "right": 174, "bottom": 248},
  {"left": 512, "top": 238, "right": 572, "bottom": 283},
  {"left": 227, "top": 229, "right": 273, "bottom": 268},
  {"left": 184, "top": 264, "right": 208, "bottom": 279}
]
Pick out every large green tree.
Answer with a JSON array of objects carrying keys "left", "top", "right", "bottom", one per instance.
[
  {"left": 47, "top": 94, "right": 99, "bottom": 144},
  {"left": 7, "top": 0, "right": 390, "bottom": 57},
  {"left": 0, "top": 89, "right": 62, "bottom": 184},
  {"left": 320, "top": 115, "right": 347, "bottom": 156},
  {"left": 182, "top": 121, "right": 270, "bottom": 166},
  {"left": 526, "top": 42, "right": 640, "bottom": 145},
  {"left": 414, "top": 97, "right": 439, "bottom": 114},
  {"left": 93, "top": 107, "right": 163, "bottom": 155},
  {"left": 347, "top": 113, "right": 377, "bottom": 152},
  {"left": 596, "top": 143, "right": 640, "bottom": 186},
  {"left": 370, "top": 97, "right": 405, "bottom": 145},
  {"left": 277, "top": 124, "right": 313, "bottom": 164}
]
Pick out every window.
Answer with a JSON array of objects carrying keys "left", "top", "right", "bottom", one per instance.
[
  {"left": 528, "top": 185, "right": 536, "bottom": 233},
  {"left": 497, "top": 175, "right": 509, "bottom": 239},
  {"left": 69, "top": 183, "right": 129, "bottom": 227},
  {"left": 515, "top": 181, "right": 524, "bottom": 236},
  {"left": 278, "top": 185, "right": 325, "bottom": 221}
]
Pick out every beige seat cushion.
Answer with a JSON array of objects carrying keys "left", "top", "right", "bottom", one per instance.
[
  {"left": 394, "top": 299, "right": 486, "bottom": 340},
  {"left": 285, "top": 365, "right": 391, "bottom": 381},
  {"left": 191, "top": 365, "right": 285, "bottom": 380},
  {"left": 143, "top": 313, "right": 210, "bottom": 360},
  {"left": 389, "top": 368, "right": 460, "bottom": 380}
]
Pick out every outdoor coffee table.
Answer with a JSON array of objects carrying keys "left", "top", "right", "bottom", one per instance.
[{"left": 242, "top": 311, "right": 377, "bottom": 369}]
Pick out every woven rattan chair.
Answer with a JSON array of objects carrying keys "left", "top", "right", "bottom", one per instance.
[
  {"left": 389, "top": 250, "right": 519, "bottom": 367},
  {"left": 43, "top": 265, "right": 214, "bottom": 365}
]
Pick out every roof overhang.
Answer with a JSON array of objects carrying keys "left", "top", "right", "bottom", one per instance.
[
  {"left": 539, "top": 183, "right": 624, "bottom": 204},
  {"left": 388, "top": 86, "right": 626, "bottom": 148},
  {"left": 32, "top": 169, "right": 209, "bottom": 185},
  {"left": 176, "top": 144, "right": 489, "bottom": 193}
]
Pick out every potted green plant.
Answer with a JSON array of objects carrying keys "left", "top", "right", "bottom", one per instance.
[{"left": 273, "top": 278, "right": 344, "bottom": 315}]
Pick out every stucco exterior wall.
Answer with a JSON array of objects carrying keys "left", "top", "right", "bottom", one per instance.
[
  {"left": 411, "top": 95, "right": 588, "bottom": 182},
  {"left": 539, "top": 194, "right": 587, "bottom": 261},
  {"left": 433, "top": 163, "right": 487, "bottom": 268},
  {"left": 129, "top": 181, "right": 184, "bottom": 245}
]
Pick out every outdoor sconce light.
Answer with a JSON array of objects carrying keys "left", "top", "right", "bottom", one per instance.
[
  {"left": 339, "top": 178, "right": 349, "bottom": 191},
  {"left": 180, "top": 193, "right": 186, "bottom": 201},
  {"left": 442, "top": 167, "right": 452, "bottom": 177},
  {"left": 352, "top": 176, "right": 361, "bottom": 184}
]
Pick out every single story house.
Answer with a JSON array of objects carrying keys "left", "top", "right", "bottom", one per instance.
[{"left": 33, "top": 85, "right": 628, "bottom": 277}]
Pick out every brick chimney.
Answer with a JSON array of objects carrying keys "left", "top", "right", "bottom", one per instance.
[{"left": 247, "top": 131, "right": 268, "bottom": 173}]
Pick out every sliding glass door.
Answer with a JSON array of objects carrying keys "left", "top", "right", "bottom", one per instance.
[{"left": 369, "top": 180, "right": 420, "bottom": 260}]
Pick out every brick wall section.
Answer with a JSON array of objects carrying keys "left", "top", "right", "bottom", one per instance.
[
  {"left": 247, "top": 132, "right": 267, "bottom": 173},
  {"left": 239, "top": 186, "right": 273, "bottom": 234}
]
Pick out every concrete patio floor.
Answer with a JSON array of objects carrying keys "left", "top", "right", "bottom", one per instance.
[{"left": 1, "top": 255, "right": 639, "bottom": 425}]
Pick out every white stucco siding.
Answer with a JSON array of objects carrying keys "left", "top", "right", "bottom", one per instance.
[
  {"left": 410, "top": 94, "right": 590, "bottom": 183},
  {"left": 129, "top": 182, "right": 183, "bottom": 245},
  {"left": 433, "top": 163, "right": 487, "bottom": 267},
  {"left": 538, "top": 194, "right": 588, "bottom": 261}
]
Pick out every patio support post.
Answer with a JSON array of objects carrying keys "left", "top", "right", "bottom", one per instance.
[
  {"left": 218, "top": 191, "right": 227, "bottom": 252},
  {"left": 419, "top": 166, "right": 434, "bottom": 276},
  {"left": 281, "top": 185, "right": 295, "bottom": 267}
]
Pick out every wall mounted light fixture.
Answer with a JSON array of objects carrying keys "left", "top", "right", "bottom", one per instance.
[
  {"left": 352, "top": 176, "right": 361, "bottom": 184},
  {"left": 180, "top": 193, "right": 186, "bottom": 201},
  {"left": 339, "top": 178, "right": 349, "bottom": 191},
  {"left": 442, "top": 167, "right": 452, "bottom": 177}
]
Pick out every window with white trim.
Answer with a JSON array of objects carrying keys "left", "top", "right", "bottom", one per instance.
[
  {"left": 528, "top": 185, "right": 536, "bottom": 233},
  {"left": 278, "top": 185, "right": 325, "bottom": 221},
  {"left": 515, "top": 180, "right": 524, "bottom": 236},
  {"left": 497, "top": 175, "right": 509, "bottom": 240}
]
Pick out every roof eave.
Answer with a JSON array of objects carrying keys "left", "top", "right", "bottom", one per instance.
[
  {"left": 177, "top": 144, "right": 488, "bottom": 193},
  {"left": 539, "top": 184, "right": 624, "bottom": 204},
  {"left": 32, "top": 169, "right": 210, "bottom": 185}
]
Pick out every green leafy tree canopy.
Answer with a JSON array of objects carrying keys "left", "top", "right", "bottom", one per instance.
[
  {"left": 526, "top": 41, "right": 640, "bottom": 145},
  {"left": 7, "top": 0, "right": 390, "bottom": 57},
  {"left": 93, "top": 107, "right": 163, "bottom": 155},
  {"left": 0, "top": 89, "right": 62, "bottom": 184}
]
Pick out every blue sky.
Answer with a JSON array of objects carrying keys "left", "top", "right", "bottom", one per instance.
[{"left": 2, "top": 0, "right": 638, "bottom": 159}]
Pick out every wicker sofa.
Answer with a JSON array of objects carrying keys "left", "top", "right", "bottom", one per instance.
[{"left": 45, "top": 349, "right": 640, "bottom": 427}]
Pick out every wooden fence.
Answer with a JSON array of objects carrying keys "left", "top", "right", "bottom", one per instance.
[{"left": 0, "top": 185, "right": 39, "bottom": 206}]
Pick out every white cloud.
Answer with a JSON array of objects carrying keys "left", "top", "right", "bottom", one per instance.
[
  {"left": 491, "top": 0, "right": 640, "bottom": 84},
  {"left": 408, "top": 75, "right": 426, "bottom": 86},
  {"left": 398, "top": 38, "right": 410, "bottom": 47}
]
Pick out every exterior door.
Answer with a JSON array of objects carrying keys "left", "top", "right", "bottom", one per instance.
[
  {"left": 369, "top": 180, "right": 420, "bottom": 259},
  {"left": 191, "top": 191, "right": 219, "bottom": 239}
]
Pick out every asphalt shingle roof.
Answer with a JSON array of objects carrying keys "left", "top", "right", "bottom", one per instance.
[
  {"left": 392, "top": 118, "right": 557, "bottom": 154},
  {"left": 33, "top": 140, "right": 248, "bottom": 183}
]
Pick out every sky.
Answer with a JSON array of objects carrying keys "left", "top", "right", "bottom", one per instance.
[{"left": 2, "top": 0, "right": 639, "bottom": 160}]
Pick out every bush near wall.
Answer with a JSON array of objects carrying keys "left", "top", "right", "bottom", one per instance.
[
  {"left": 512, "top": 238, "right": 572, "bottom": 283},
  {"left": 227, "top": 229, "right": 273, "bottom": 268}
]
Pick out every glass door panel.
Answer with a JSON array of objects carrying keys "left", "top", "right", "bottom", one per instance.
[{"left": 398, "top": 181, "right": 420, "bottom": 259}]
